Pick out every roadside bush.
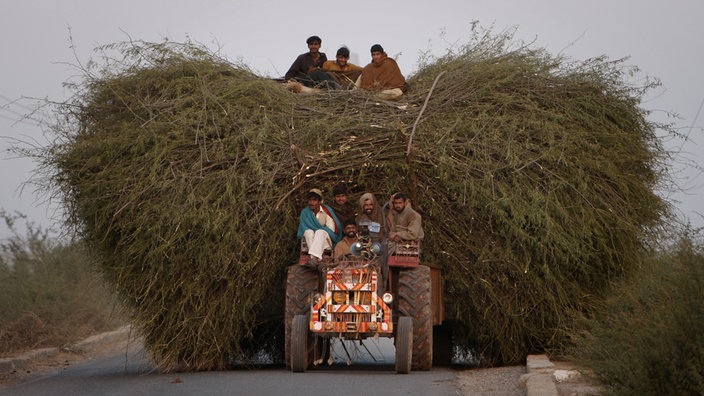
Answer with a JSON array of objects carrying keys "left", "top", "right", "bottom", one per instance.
[
  {"left": 0, "top": 210, "right": 123, "bottom": 355},
  {"left": 575, "top": 227, "right": 704, "bottom": 395}
]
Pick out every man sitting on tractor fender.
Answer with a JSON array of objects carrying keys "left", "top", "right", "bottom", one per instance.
[
  {"left": 387, "top": 192, "right": 424, "bottom": 254},
  {"left": 297, "top": 188, "right": 342, "bottom": 269}
]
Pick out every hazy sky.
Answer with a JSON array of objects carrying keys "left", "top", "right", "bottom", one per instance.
[{"left": 1, "top": 0, "right": 702, "bottom": 237}]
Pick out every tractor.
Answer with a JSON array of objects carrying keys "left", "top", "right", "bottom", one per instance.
[{"left": 284, "top": 204, "right": 444, "bottom": 373}]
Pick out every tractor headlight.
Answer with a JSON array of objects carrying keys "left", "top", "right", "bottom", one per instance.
[
  {"left": 350, "top": 241, "right": 363, "bottom": 257},
  {"left": 370, "top": 242, "right": 382, "bottom": 255},
  {"left": 382, "top": 292, "right": 393, "bottom": 304}
]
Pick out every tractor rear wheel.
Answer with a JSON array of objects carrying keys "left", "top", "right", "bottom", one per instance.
[
  {"left": 285, "top": 265, "right": 318, "bottom": 368},
  {"left": 398, "top": 265, "right": 433, "bottom": 370},
  {"left": 395, "top": 316, "right": 413, "bottom": 374}
]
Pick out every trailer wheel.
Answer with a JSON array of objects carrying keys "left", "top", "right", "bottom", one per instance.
[
  {"left": 284, "top": 265, "right": 318, "bottom": 368},
  {"left": 398, "top": 265, "right": 433, "bottom": 370},
  {"left": 291, "top": 314, "right": 309, "bottom": 372},
  {"left": 395, "top": 316, "right": 413, "bottom": 374}
]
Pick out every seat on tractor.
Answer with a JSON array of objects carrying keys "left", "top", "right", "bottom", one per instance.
[{"left": 388, "top": 240, "right": 421, "bottom": 268}]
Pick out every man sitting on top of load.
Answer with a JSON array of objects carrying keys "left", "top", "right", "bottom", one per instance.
[
  {"left": 322, "top": 47, "right": 363, "bottom": 90},
  {"left": 285, "top": 35, "right": 339, "bottom": 89},
  {"left": 358, "top": 44, "right": 406, "bottom": 100}
]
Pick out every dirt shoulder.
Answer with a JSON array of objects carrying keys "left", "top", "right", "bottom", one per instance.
[
  {"left": 0, "top": 326, "right": 134, "bottom": 389},
  {"left": 455, "top": 365, "right": 527, "bottom": 395},
  {"left": 453, "top": 356, "right": 602, "bottom": 396},
  {"left": 550, "top": 359, "right": 603, "bottom": 396}
]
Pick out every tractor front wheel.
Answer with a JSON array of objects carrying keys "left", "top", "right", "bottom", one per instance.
[
  {"left": 284, "top": 265, "right": 318, "bottom": 368},
  {"left": 291, "top": 314, "right": 309, "bottom": 372},
  {"left": 395, "top": 316, "right": 413, "bottom": 374}
]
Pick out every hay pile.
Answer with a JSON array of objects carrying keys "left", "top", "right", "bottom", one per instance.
[{"left": 39, "top": 32, "right": 669, "bottom": 369}]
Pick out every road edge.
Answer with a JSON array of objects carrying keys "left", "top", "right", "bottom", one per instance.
[
  {"left": 520, "top": 354, "right": 559, "bottom": 396},
  {"left": 0, "top": 325, "right": 132, "bottom": 373}
]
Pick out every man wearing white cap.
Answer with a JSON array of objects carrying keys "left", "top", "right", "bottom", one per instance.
[{"left": 296, "top": 188, "right": 342, "bottom": 268}]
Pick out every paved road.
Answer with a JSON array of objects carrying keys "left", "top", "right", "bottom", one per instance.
[{"left": 0, "top": 342, "right": 462, "bottom": 396}]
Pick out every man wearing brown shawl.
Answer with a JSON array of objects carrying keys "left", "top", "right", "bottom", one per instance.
[
  {"left": 358, "top": 44, "right": 406, "bottom": 100},
  {"left": 355, "top": 192, "right": 385, "bottom": 240}
]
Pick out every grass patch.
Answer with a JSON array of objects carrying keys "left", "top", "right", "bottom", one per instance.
[
  {"left": 0, "top": 211, "right": 123, "bottom": 356},
  {"left": 574, "top": 226, "right": 704, "bottom": 395}
]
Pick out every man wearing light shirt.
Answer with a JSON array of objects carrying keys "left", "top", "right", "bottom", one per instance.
[{"left": 297, "top": 188, "right": 342, "bottom": 268}]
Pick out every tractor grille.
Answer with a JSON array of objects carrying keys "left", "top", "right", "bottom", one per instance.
[{"left": 333, "top": 313, "right": 373, "bottom": 323}]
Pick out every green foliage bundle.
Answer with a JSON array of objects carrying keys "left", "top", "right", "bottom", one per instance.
[
  {"left": 0, "top": 211, "right": 121, "bottom": 354},
  {"left": 403, "top": 31, "right": 670, "bottom": 364},
  {"left": 40, "top": 42, "right": 301, "bottom": 371},
  {"left": 33, "top": 28, "right": 670, "bottom": 369},
  {"left": 575, "top": 229, "right": 704, "bottom": 395}
]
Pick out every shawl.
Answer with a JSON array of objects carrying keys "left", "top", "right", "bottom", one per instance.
[
  {"left": 321, "top": 60, "right": 363, "bottom": 73},
  {"left": 297, "top": 204, "right": 342, "bottom": 243},
  {"left": 322, "top": 60, "right": 363, "bottom": 89},
  {"left": 359, "top": 55, "right": 406, "bottom": 91},
  {"left": 356, "top": 192, "right": 386, "bottom": 238}
]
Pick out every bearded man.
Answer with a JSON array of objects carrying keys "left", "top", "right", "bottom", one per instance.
[
  {"left": 333, "top": 219, "right": 359, "bottom": 261},
  {"left": 355, "top": 192, "right": 385, "bottom": 240},
  {"left": 387, "top": 192, "right": 424, "bottom": 254}
]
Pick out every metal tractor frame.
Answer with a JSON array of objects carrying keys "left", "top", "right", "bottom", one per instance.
[{"left": 285, "top": 230, "right": 443, "bottom": 373}]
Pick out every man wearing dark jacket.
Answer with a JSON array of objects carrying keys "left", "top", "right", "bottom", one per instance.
[
  {"left": 285, "top": 35, "right": 338, "bottom": 88},
  {"left": 329, "top": 183, "right": 356, "bottom": 224}
]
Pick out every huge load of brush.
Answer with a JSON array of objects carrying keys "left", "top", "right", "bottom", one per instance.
[{"left": 38, "top": 30, "right": 670, "bottom": 371}]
